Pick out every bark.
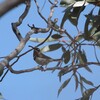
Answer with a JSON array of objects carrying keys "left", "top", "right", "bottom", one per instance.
[{"left": 0, "top": 0, "right": 25, "bottom": 17}]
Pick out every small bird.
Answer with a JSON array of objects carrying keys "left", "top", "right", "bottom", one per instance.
[{"left": 29, "top": 46, "right": 61, "bottom": 66}]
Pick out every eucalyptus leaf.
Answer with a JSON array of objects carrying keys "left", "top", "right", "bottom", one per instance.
[
  {"left": 81, "top": 76, "right": 94, "bottom": 86},
  {"left": 84, "top": 66, "right": 92, "bottom": 73},
  {"left": 74, "top": 74, "right": 79, "bottom": 91},
  {"left": 58, "top": 78, "right": 71, "bottom": 96},
  {"left": 86, "top": 0, "right": 99, "bottom": 3},
  {"left": 62, "top": 46, "right": 66, "bottom": 53},
  {"left": 51, "top": 34, "right": 63, "bottom": 39},
  {"left": 58, "top": 67, "right": 69, "bottom": 82},
  {"left": 71, "top": 5, "right": 86, "bottom": 26},
  {"left": 84, "top": 9, "right": 94, "bottom": 40},
  {"left": 63, "top": 50, "right": 70, "bottom": 64},
  {"left": 79, "top": 75, "right": 84, "bottom": 95},
  {"left": 76, "top": 96, "right": 90, "bottom": 100},
  {"left": 82, "top": 88, "right": 96, "bottom": 98},
  {"left": 60, "top": 5, "right": 73, "bottom": 28},
  {"left": 78, "top": 50, "right": 92, "bottom": 72},
  {"left": 93, "top": 31, "right": 100, "bottom": 44},
  {"left": 0, "top": 93, "right": 4, "bottom": 99},
  {"left": 60, "top": 0, "right": 76, "bottom": 7},
  {"left": 29, "top": 37, "right": 58, "bottom": 43},
  {"left": 0, "top": 66, "right": 4, "bottom": 77},
  {"left": 41, "top": 43, "right": 62, "bottom": 52},
  {"left": 78, "top": 50, "right": 87, "bottom": 64},
  {"left": 75, "top": 35, "right": 84, "bottom": 42}
]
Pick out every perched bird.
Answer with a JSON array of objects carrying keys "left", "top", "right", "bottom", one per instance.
[{"left": 29, "top": 46, "right": 61, "bottom": 66}]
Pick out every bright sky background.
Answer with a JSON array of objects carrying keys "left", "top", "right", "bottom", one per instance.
[{"left": 0, "top": 0, "right": 100, "bottom": 100}]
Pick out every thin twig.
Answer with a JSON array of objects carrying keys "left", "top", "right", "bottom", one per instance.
[
  {"left": 11, "top": 0, "right": 31, "bottom": 41},
  {"left": 94, "top": 46, "right": 100, "bottom": 63},
  {"left": 34, "top": 0, "right": 48, "bottom": 23},
  {"left": 35, "top": 29, "right": 53, "bottom": 47}
]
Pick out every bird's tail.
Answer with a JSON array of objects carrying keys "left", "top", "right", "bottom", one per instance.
[{"left": 52, "top": 59, "right": 62, "bottom": 62}]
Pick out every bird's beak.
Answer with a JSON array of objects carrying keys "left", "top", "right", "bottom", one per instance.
[{"left": 29, "top": 45, "right": 36, "bottom": 49}]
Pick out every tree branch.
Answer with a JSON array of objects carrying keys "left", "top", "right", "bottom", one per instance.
[
  {"left": 11, "top": 0, "right": 31, "bottom": 41},
  {"left": 0, "top": 30, "right": 33, "bottom": 72},
  {"left": 0, "top": 0, "right": 26, "bottom": 17}
]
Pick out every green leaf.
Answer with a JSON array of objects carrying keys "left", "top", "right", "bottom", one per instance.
[
  {"left": 86, "top": 0, "right": 99, "bottom": 3},
  {"left": 80, "top": 75, "right": 84, "bottom": 95},
  {"left": 58, "top": 78, "right": 71, "bottom": 96},
  {"left": 78, "top": 50, "right": 87, "bottom": 64},
  {"left": 76, "top": 85, "right": 100, "bottom": 100},
  {"left": 84, "top": 9, "right": 94, "bottom": 40},
  {"left": 78, "top": 50, "right": 92, "bottom": 72},
  {"left": 74, "top": 35, "right": 84, "bottom": 42},
  {"left": 74, "top": 74, "right": 79, "bottom": 91},
  {"left": 0, "top": 66, "right": 4, "bottom": 77},
  {"left": 29, "top": 37, "right": 58, "bottom": 43},
  {"left": 81, "top": 76, "right": 94, "bottom": 86},
  {"left": 51, "top": 34, "right": 63, "bottom": 39},
  {"left": 62, "top": 46, "right": 66, "bottom": 53},
  {"left": 83, "top": 88, "right": 95, "bottom": 97},
  {"left": 60, "top": 0, "right": 75, "bottom": 7},
  {"left": 69, "top": 6, "right": 86, "bottom": 26},
  {"left": 84, "top": 66, "right": 92, "bottom": 73},
  {"left": 60, "top": 5, "right": 73, "bottom": 28},
  {"left": 81, "top": 50, "right": 87, "bottom": 63},
  {"left": 58, "top": 67, "right": 69, "bottom": 82},
  {"left": 0, "top": 92, "right": 4, "bottom": 99},
  {"left": 63, "top": 50, "right": 70, "bottom": 64},
  {"left": 41, "top": 43, "right": 62, "bottom": 52},
  {"left": 76, "top": 96, "right": 90, "bottom": 100},
  {"left": 93, "top": 31, "right": 100, "bottom": 42},
  {"left": 89, "top": 27, "right": 98, "bottom": 35}
]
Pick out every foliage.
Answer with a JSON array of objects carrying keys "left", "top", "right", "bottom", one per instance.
[{"left": 0, "top": 0, "right": 100, "bottom": 100}]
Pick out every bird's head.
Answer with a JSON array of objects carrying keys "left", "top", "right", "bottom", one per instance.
[
  {"left": 29, "top": 45, "right": 40, "bottom": 57},
  {"left": 33, "top": 47, "right": 41, "bottom": 57},
  {"left": 33, "top": 47, "right": 40, "bottom": 52}
]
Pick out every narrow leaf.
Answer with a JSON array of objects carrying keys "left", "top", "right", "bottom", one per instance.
[
  {"left": 41, "top": 43, "right": 62, "bottom": 52},
  {"left": 76, "top": 86, "right": 100, "bottom": 100},
  {"left": 60, "top": 5, "right": 73, "bottom": 28},
  {"left": 0, "top": 93, "right": 4, "bottom": 99},
  {"left": 83, "top": 88, "right": 94, "bottom": 97},
  {"left": 80, "top": 75, "right": 84, "bottom": 95},
  {"left": 60, "top": 0, "right": 75, "bottom": 7},
  {"left": 62, "top": 46, "right": 66, "bottom": 53},
  {"left": 81, "top": 50, "right": 87, "bottom": 63},
  {"left": 78, "top": 50, "right": 85, "bottom": 64},
  {"left": 74, "top": 74, "right": 79, "bottom": 91},
  {"left": 29, "top": 37, "right": 58, "bottom": 43},
  {"left": 0, "top": 66, "right": 4, "bottom": 76},
  {"left": 84, "top": 66, "right": 92, "bottom": 73},
  {"left": 63, "top": 50, "right": 70, "bottom": 64},
  {"left": 81, "top": 76, "right": 94, "bottom": 86},
  {"left": 84, "top": 9, "right": 94, "bottom": 40},
  {"left": 78, "top": 50, "right": 92, "bottom": 73},
  {"left": 58, "top": 78, "right": 71, "bottom": 96},
  {"left": 76, "top": 96, "right": 90, "bottom": 100},
  {"left": 58, "top": 67, "right": 69, "bottom": 82},
  {"left": 51, "top": 34, "right": 63, "bottom": 39}
]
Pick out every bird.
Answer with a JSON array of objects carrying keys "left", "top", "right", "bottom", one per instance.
[{"left": 29, "top": 46, "right": 61, "bottom": 66}]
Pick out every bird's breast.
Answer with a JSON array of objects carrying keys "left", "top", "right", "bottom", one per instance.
[{"left": 34, "top": 57, "right": 51, "bottom": 65}]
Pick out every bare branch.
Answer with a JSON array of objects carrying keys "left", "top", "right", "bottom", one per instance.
[
  {"left": 34, "top": 0, "right": 48, "bottom": 23},
  {"left": 0, "top": 30, "right": 33, "bottom": 71},
  {"left": 11, "top": 0, "right": 31, "bottom": 41},
  {"left": 0, "top": 0, "right": 26, "bottom": 17}
]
